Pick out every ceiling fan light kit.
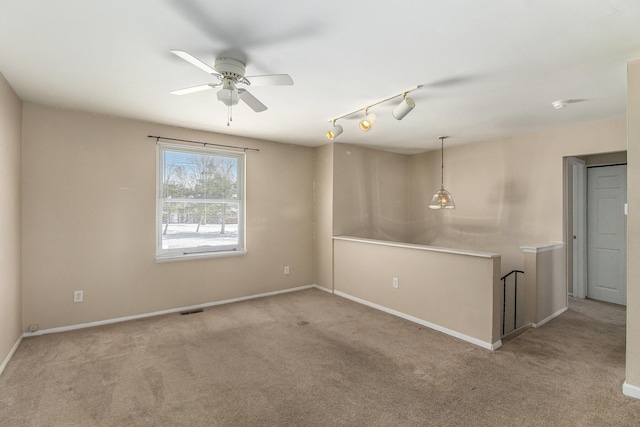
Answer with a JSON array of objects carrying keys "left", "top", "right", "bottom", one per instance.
[
  {"left": 217, "top": 80, "right": 240, "bottom": 106},
  {"left": 326, "top": 86, "right": 419, "bottom": 140}
]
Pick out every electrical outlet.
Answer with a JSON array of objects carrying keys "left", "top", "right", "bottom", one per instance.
[
  {"left": 74, "top": 290, "right": 84, "bottom": 303},
  {"left": 28, "top": 324, "right": 39, "bottom": 332},
  {"left": 392, "top": 277, "right": 399, "bottom": 289},
  {"left": 284, "top": 266, "right": 290, "bottom": 275}
]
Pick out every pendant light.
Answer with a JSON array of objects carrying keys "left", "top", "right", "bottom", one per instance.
[{"left": 429, "top": 136, "right": 455, "bottom": 209}]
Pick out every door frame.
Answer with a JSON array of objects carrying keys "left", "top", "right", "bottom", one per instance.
[{"left": 565, "top": 157, "right": 587, "bottom": 298}]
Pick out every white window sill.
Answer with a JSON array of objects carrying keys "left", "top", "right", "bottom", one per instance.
[{"left": 155, "top": 250, "right": 247, "bottom": 263}]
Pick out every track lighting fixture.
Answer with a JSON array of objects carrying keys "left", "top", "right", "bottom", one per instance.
[
  {"left": 359, "top": 109, "right": 377, "bottom": 131},
  {"left": 393, "top": 95, "right": 415, "bottom": 120},
  {"left": 429, "top": 136, "right": 455, "bottom": 210},
  {"left": 326, "top": 121, "right": 344, "bottom": 140},
  {"left": 326, "top": 85, "right": 420, "bottom": 138}
]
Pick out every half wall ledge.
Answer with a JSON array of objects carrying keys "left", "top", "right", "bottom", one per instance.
[
  {"left": 520, "top": 242, "right": 565, "bottom": 254},
  {"left": 333, "top": 236, "right": 501, "bottom": 259}
]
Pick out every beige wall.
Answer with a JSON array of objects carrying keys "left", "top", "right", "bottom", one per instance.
[
  {"left": 535, "top": 247, "right": 567, "bottom": 325},
  {"left": 522, "top": 245, "right": 567, "bottom": 326},
  {"left": 408, "top": 120, "right": 627, "bottom": 275},
  {"left": 333, "top": 143, "right": 408, "bottom": 242},
  {"left": 626, "top": 59, "right": 640, "bottom": 393},
  {"left": 314, "top": 143, "right": 333, "bottom": 290},
  {"left": 333, "top": 237, "right": 501, "bottom": 347},
  {"left": 0, "top": 73, "right": 22, "bottom": 369},
  {"left": 21, "top": 103, "right": 315, "bottom": 330}
]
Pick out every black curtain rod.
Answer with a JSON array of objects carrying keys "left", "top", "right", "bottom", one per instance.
[{"left": 147, "top": 135, "right": 260, "bottom": 152}]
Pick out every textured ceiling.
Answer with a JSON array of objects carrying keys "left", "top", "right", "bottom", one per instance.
[{"left": 1, "top": 0, "right": 640, "bottom": 153}]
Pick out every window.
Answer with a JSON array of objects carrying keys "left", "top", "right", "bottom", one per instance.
[{"left": 156, "top": 142, "right": 245, "bottom": 261}]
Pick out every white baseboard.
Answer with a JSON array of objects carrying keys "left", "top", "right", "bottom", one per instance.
[
  {"left": 532, "top": 306, "right": 568, "bottom": 328},
  {"left": 623, "top": 381, "right": 640, "bottom": 400},
  {"left": 333, "top": 290, "right": 500, "bottom": 351},
  {"left": 313, "top": 285, "right": 333, "bottom": 294},
  {"left": 0, "top": 335, "right": 23, "bottom": 376},
  {"left": 23, "top": 284, "right": 318, "bottom": 337}
]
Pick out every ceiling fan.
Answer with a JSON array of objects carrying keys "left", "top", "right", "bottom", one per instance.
[{"left": 170, "top": 50, "right": 293, "bottom": 123}]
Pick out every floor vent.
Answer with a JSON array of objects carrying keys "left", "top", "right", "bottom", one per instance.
[{"left": 179, "top": 309, "right": 204, "bottom": 316}]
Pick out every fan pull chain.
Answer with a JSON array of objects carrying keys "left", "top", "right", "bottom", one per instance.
[{"left": 227, "top": 104, "right": 233, "bottom": 126}]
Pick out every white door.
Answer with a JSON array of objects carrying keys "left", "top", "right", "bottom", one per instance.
[{"left": 587, "top": 165, "right": 627, "bottom": 305}]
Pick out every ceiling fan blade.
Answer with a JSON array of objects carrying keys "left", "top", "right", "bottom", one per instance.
[
  {"left": 238, "top": 89, "right": 267, "bottom": 112},
  {"left": 170, "top": 83, "right": 219, "bottom": 95},
  {"left": 245, "top": 74, "right": 293, "bottom": 86},
  {"left": 170, "top": 49, "right": 219, "bottom": 76}
]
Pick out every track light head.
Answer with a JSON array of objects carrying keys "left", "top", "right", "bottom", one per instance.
[
  {"left": 326, "top": 122, "right": 343, "bottom": 140},
  {"left": 359, "top": 110, "right": 377, "bottom": 131},
  {"left": 393, "top": 97, "right": 415, "bottom": 120}
]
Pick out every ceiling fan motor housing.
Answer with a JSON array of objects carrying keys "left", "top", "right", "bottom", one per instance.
[{"left": 214, "top": 57, "right": 247, "bottom": 80}]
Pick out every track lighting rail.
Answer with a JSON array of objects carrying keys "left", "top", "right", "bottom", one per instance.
[
  {"left": 326, "top": 85, "right": 421, "bottom": 139},
  {"left": 327, "top": 85, "right": 421, "bottom": 123}
]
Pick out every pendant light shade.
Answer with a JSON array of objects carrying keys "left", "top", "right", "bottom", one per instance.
[
  {"left": 429, "top": 188, "right": 455, "bottom": 209},
  {"left": 428, "top": 136, "right": 455, "bottom": 209}
]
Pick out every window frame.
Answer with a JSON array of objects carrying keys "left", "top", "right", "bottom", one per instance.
[{"left": 155, "top": 142, "right": 246, "bottom": 262}]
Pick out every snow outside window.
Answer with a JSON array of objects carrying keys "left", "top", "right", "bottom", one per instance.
[{"left": 156, "top": 142, "right": 245, "bottom": 261}]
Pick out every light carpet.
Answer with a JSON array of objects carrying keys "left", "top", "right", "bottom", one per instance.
[{"left": 1, "top": 289, "right": 639, "bottom": 426}]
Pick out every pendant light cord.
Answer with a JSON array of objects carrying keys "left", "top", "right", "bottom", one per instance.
[{"left": 440, "top": 136, "right": 445, "bottom": 189}]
